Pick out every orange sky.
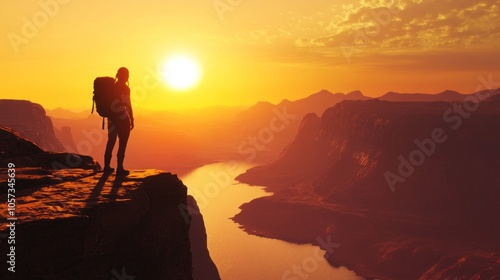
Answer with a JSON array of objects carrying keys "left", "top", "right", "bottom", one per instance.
[{"left": 1, "top": 0, "right": 499, "bottom": 112}]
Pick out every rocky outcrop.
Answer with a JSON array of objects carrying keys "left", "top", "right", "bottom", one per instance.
[
  {"left": 0, "top": 129, "right": 220, "bottom": 280},
  {"left": 0, "top": 126, "right": 42, "bottom": 158},
  {"left": 0, "top": 169, "right": 221, "bottom": 280},
  {"left": 0, "top": 170, "right": 193, "bottom": 280},
  {"left": 235, "top": 89, "right": 500, "bottom": 279},
  {"left": 0, "top": 100, "right": 65, "bottom": 152},
  {"left": 0, "top": 126, "right": 98, "bottom": 171}
]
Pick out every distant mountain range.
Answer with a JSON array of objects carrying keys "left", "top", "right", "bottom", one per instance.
[
  {"left": 229, "top": 88, "right": 500, "bottom": 163},
  {"left": 46, "top": 88, "right": 485, "bottom": 119},
  {"left": 4, "top": 87, "right": 499, "bottom": 170},
  {"left": 46, "top": 107, "right": 90, "bottom": 119},
  {"left": 378, "top": 90, "right": 467, "bottom": 102},
  {"left": 230, "top": 89, "right": 370, "bottom": 162}
]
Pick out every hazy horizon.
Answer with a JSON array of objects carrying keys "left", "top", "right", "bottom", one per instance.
[{"left": 21, "top": 87, "right": 495, "bottom": 113}]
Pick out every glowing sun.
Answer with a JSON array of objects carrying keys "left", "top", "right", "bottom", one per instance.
[{"left": 162, "top": 54, "right": 202, "bottom": 91}]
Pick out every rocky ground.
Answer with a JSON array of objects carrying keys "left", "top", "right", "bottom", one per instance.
[{"left": 0, "top": 167, "right": 220, "bottom": 280}]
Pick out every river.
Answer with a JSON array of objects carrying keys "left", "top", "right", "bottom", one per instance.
[{"left": 180, "top": 162, "right": 364, "bottom": 280}]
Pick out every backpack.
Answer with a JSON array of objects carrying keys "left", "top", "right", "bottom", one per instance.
[
  {"left": 92, "top": 76, "right": 118, "bottom": 118},
  {"left": 92, "top": 77, "right": 123, "bottom": 129}
]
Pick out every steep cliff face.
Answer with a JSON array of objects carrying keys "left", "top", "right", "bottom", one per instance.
[
  {"left": 0, "top": 100, "right": 65, "bottom": 152},
  {"left": 187, "top": 196, "right": 222, "bottom": 280},
  {"left": 236, "top": 91, "right": 500, "bottom": 279},
  {"left": 240, "top": 93, "right": 500, "bottom": 217}
]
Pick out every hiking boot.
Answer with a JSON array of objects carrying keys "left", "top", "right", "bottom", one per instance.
[
  {"left": 103, "top": 167, "right": 115, "bottom": 173},
  {"left": 116, "top": 169, "right": 130, "bottom": 176}
]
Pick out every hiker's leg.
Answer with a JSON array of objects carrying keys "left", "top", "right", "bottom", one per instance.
[
  {"left": 104, "top": 118, "right": 118, "bottom": 170},
  {"left": 116, "top": 118, "right": 131, "bottom": 173}
]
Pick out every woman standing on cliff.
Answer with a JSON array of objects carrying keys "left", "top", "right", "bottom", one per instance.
[{"left": 103, "top": 67, "right": 134, "bottom": 176}]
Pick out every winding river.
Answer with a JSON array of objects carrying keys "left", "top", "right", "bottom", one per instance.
[{"left": 181, "top": 162, "right": 363, "bottom": 280}]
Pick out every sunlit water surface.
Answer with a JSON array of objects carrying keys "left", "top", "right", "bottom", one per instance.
[{"left": 181, "top": 162, "right": 364, "bottom": 280}]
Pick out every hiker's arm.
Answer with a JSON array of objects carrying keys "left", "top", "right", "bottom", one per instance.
[
  {"left": 128, "top": 101, "right": 134, "bottom": 129},
  {"left": 124, "top": 88, "right": 134, "bottom": 128},
  {"left": 127, "top": 97, "right": 134, "bottom": 123}
]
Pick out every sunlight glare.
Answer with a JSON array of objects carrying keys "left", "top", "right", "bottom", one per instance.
[{"left": 161, "top": 54, "right": 202, "bottom": 91}]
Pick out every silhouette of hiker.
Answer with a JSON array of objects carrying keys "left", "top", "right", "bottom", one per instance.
[{"left": 103, "top": 67, "right": 134, "bottom": 176}]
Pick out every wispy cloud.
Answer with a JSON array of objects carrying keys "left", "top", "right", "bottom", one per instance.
[{"left": 300, "top": 0, "right": 500, "bottom": 52}]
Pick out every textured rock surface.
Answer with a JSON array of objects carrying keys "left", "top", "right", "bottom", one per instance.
[
  {"left": 0, "top": 126, "right": 42, "bottom": 158},
  {"left": 0, "top": 169, "right": 194, "bottom": 280},
  {"left": 0, "top": 168, "right": 224, "bottom": 280}
]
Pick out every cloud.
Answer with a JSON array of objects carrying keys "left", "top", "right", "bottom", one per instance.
[{"left": 301, "top": 0, "right": 500, "bottom": 51}]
